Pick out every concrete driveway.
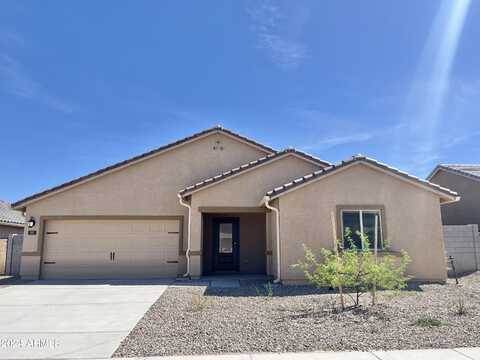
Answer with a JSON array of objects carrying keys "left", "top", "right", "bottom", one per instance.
[{"left": 0, "top": 279, "right": 172, "bottom": 359}]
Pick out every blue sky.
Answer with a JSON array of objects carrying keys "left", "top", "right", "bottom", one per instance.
[{"left": 1, "top": 0, "right": 479, "bottom": 202}]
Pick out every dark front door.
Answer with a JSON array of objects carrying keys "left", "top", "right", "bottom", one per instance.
[{"left": 212, "top": 217, "right": 239, "bottom": 272}]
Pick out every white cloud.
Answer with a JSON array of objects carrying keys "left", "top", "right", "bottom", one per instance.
[
  {"left": 247, "top": 1, "right": 307, "bottom": 69},
  {"left": 302, "top": 133, "right": 374, "bottom": 151},
  {"left": 0, "top": 53, "right": 75, "bottom": 113}
]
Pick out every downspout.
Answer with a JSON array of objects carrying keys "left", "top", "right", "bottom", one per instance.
[
  {"left": 177, "top": 194, "right": 191, "bottom": 277},
  {"left": 263, "top": 196, "right": 281, "bottom": 283}
]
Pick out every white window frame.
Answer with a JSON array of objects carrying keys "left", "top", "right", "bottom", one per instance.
[{"left": 340, "top": 209, "right": 384, "bottom": 250}]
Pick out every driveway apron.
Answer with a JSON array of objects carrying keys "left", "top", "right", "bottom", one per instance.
[{"left": 0, "top": 279, "right": 171, "bottom": 359}]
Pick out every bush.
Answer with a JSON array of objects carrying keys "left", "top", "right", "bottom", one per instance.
[
  {"left": 293, "top": 230, "right": 410, "bottom": 309},
  {"left": 414, "top": 317, "right": 442, "bottom": 327},
  {"left": 454, "top": 290, "right": 467, "bottom": 316}
]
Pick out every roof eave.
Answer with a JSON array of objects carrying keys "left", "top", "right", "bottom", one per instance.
[
  {"left": 12, "top": 126, "right": 276, "bottom": 209},
  {"left": 179, "top": 152, "right": 290, "bottom": 198},
  {"left": 428, "top": 165, "right": 480, "bottom": 184},
  {"left": 179, "top": 149, "right": 331, "bottom": 198},
  {"left": 440, "top": 195, "right": 461, "bottom": 205},
  {"left": 265, "top": 158, "right": 459, "bottom": 202},
  {"left": 0, "top": 221, "right": 25, "bottom": 228}
]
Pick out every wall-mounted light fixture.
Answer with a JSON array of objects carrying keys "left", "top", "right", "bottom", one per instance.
[{"left": 28, "top": 217, "right": 36, "bottom": 228}]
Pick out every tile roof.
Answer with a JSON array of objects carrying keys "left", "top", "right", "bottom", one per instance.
[
  {"left": 428, "top": 164, "right": 480, "bottom": 182},
  {"left": 12, "top": 126, "right": 276, "bottom": 209},
  {"left": 0, "top": 200, "right": 25, "bottom": 226},
  {"left": 179, "top": 148, "right": 331, "bottom": 196},
  {"left": 266, "top": 154, "right": 459, "bottom": 200}
]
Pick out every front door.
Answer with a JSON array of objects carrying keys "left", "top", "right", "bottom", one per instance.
[{"left": 212, "top": 217, "right": 239, "bottom": 272}]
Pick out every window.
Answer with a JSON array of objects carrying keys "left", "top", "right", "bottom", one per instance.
[
  {"left": 218, "top": 223, "right": 233, "bottom": 254},
  {"left": 340, "top": 209, "right": 383, "bottom": 250}
]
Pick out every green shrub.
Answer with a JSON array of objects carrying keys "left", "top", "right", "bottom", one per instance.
[
  {"left": 264, "top": 282, "right": 274, "bottom": 298},
  {"left": 414, "top": 317, "right": 442, "bottom": 327},
  {"left": 293, "top": 230, "right": 410, "bottom": 309},
  {"left": 454, "top": 290, "right": 467, "bottom": 316}
]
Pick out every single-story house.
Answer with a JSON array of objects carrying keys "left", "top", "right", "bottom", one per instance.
[
  {"left": 0, "top": 200, "right": 25, "bottom": 275},
  {"left": 12, "top": 126, "right": 459, "bottom": 282},
  {"left": 428, "top": 164, "right": 480, "bottom": 227},
  {"left": 0, "top": 200, "right": 25, "bottom": 237}
]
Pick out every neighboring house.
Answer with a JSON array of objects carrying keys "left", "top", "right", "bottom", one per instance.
[
  {"left": 12, "top": 126, "right": 458, "bottom": 282},
  {"left": 0, "top": 200, "right": 25, "bottom": 274},
  {"left": 0, "top": 200, "right": 25, "bottom": 237},
  {"left": 428, "top": 165, "right": 480, "bottom": 227}
]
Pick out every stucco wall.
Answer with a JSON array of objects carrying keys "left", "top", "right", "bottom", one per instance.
[
  {"left": 20, "top": 132, "right": 269, "bottom": 279},
  {"left": 429, "top": 170, "right": 480, "bottom": 227},
  {"left": 189, "top": 154, "right": 321, "bottom": 276},
  {"left": 443, "top": 224, "right": 480, "bottom": 274},
  {"left": 278, "top": 163, "right": 447, "bottom": 282}
]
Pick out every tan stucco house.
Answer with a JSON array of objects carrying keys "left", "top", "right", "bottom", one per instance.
[{"left": 12, "top": 126, "right": 459, "bottom": 282}]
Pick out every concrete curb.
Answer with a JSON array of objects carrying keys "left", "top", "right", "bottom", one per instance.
[{"left": 82, "top": 348, "right": 480, "bottom": 360}]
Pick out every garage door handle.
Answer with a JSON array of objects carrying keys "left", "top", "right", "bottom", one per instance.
[
  {"left": 112, "top": 251, "right": 115, "bottom": 261},
  {"left": 109, "top": 252, "right": 113, "bottom": 261}
]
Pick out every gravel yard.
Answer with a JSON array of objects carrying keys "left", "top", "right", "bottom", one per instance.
[{"left": 113, "top": 272, "right": 480, "bottom": 357}]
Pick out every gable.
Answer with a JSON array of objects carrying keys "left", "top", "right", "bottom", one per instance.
[
  {"left": 13, "top": 127, "right": 273, "bottom": 210},
  {"left": 20, "top": 131, "right": 271, "bottom": 214},
  {"left": 180, "top": 149, "right": 329, "bottom": 197},
  {"left": 280, "top": 162, "right": 446, "bottom": 205},
  {"left": 429, "top": 167, "right": 480, "bottom": 189},
  {"left": 266, "top": 156, "right": 458, "bottom": 203},
  {"left": 429, "top": 168, "right": 480, "bottom": 196},
  {"left": 190, "top": 154, "right": 321, "bottom": 208}
]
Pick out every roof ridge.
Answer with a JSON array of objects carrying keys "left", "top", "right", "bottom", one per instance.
[
  {"left": 179, "top": 150, "right": 291, "bottom": 196},
  {"left": 277, "top": 147, "right": 332, "bottom": 166},
  {"left": 429, "top": 164, "right": 480, "bottom": 182},
  {"left": 0, "top": 199, "right": 25, "bottom": 224},
  {"left": 179, "top": 148, "right": 330, "bottom": 196},
  {"left": 266, "top": 154, "right": 458, "bottom": 200},
  {"left": 12, "top": 126, "right": 276, "bottom": 208}
]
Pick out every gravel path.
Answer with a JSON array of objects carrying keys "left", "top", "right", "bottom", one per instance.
[{"left": 113, "top": 273, "right": 480, "bottom": 357}]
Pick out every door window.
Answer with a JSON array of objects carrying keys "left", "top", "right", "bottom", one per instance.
[{"left": 218, "top": 223, "right": 233, "bottom": 254}]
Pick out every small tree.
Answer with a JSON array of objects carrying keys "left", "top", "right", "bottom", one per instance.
[{"left": 293, "top": 230, "right": 410, "bottom": 309}]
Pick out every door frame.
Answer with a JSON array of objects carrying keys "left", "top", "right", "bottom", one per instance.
[{"left": 212, "top": 217, "right": 240, "bottom": 272}]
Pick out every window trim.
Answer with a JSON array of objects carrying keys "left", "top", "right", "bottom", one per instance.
[{"left": 336, "top": 205, "right": 387, "bottom": 250}]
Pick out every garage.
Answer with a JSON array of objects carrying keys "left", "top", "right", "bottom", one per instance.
[{"left": 41, "top": 218, "right": 180, "bottom": 279}]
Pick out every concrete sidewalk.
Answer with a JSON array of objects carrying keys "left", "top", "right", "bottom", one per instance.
[{"left": 97, "top": 348, "right": 480, "bottom": 360}]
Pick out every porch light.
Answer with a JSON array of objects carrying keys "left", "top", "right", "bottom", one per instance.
[{"left": 28, "top": 217, "right": 36, "bottom": 228}]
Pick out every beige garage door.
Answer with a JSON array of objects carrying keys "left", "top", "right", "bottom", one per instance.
[{"left": 41, "top": 219, "right": 180, "bottom": 279}]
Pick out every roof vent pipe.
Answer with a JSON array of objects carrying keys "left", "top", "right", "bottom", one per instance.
[
  {"left": 263, "top": 196, "right": 281, "bottom": 283},
  {"left": 177, "top": 194, "right": 191, "bottom": 278}
]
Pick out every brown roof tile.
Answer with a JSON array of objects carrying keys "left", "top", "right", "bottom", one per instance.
[
  {"left": 12, "top": 126, "right": 276, "bottom": 209},
  {"left": 179, "top": 148, "right": 331, "bottom": 196},
  {"left": 266, "top": 154, "right": 459, "bottom": 200}
]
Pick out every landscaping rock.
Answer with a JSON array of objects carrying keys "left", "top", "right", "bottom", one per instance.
[{"left": 113, "top": 272, "right": 480, "bottom": 357}]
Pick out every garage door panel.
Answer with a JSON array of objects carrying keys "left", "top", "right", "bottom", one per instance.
[
  {"left": 41, "top": 219, "right": 180, "bottom": 279},
  {"left": 44, "top": 251, "right": 111, "bottom": 266},
  {"left": 42, "top": 265, "right": 121, "bottom": 279}
]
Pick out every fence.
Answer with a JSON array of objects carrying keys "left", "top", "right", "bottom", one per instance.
[
  {"left": 0, "top": 234, "right": 23, "bottom": 276},
  {"left": 443, "top": 224, "right": 480, "bottom": 275}
]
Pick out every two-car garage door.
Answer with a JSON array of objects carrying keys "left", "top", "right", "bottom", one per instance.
[{"left": 41, "top": 219, "right": 180, "bottom": 279}]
